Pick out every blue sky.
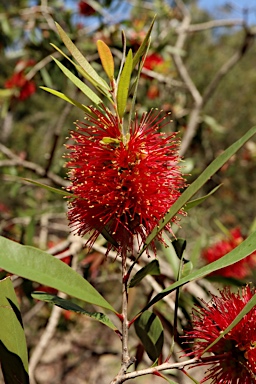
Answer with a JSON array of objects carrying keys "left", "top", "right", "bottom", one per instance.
[{"left": 198, "top": 0, "right": 256, "bottom": 25}]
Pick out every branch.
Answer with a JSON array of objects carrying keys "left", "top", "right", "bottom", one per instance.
[
  {"left": 110, "top": 357, "right": 199, "bottom": 384},
  {"left": 0, "top": 143, "right": 68, "bottom": 187},
  {"left": 179, "top": 27, "right": 256, "bottom": 156},
  {"left": 187, "top": 19, "right": 244, "bottom": 33},
  {"left": 29, "top": 292, "right": 66, "bottom": 384},
  {"left": 29, "top": 238, "right": 84, "bottom": 384},
  {"left": 26, "top": 51, "right": 60, "bottom": 81},
  {"left": 172, "top": 2, "right": 202, "bottom": 105},
  {"left": 202, "top": 29, "right": 255, "bottom": 105}
]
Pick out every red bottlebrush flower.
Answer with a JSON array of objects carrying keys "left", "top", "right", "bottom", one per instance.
[
  {"left": 5, "top": 60, "right": 36, "bottom": 101},
  {"left": 202, "top": 228, "right": 256, "bottom": 279},
  {"left": 144, "top": 53, "right": 164, "bottom": 71},
  {"left": 78, "top": 1, "right": 96, "bottom": 16},
  {"left": 184, "top": 286, "right": 256, "bottom": 383},
  {"left": 66, "top": 107, "right": 185, "bottom": 254},
  {"left": 142, "top": 53, "right": 165, "bottom": 80}
]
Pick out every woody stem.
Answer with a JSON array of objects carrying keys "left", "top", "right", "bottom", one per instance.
[{"left": 121, "top": 249, "right": 130, "bottom": 367}]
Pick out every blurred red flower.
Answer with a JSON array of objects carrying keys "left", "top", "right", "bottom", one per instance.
[
  {"left": 144, "top": 53, "right": 164, "bottom": 71},
  {"left": 202, "top": 228, "right": 256, "bottom": 279},
  {"left": 147, "top": 83, "right": 160, "bottom": 100},
  {"left": 66, "top": 107, "right": 185, "bottom": 254},
  {"left": 5, "top": 60, "right": 36, "bottom": 101},
  {"left": 184, "top": 286, "right": 256, "bottom": 383},
  {"left": 78, "top": 1, "right": 96, "bottom": 16}
]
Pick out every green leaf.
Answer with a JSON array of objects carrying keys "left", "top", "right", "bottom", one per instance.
[
  {"left": 40, "top": 66, "right": 53, "bottom": 88},
  {"left": 117, "top": 49, "right": 133, "bottom": 119},
  {"left": 134, "top": 310, "right": 164, "bottom": 361},
  {"left": 202, "top": 293, "right": 256, "bottom": 355},
  {"left": 55, "top": 23, "right": 109, "bottom": 91},
  {"left": 22, "top": 178, "right": 75, "bottom": 198},
  {"left": 129, "top": 260, "right": 160, "bottom": 288},
  {"left": 31, "top": 292, "right": 118, "bottom": 332},
  {"left": 0, "top": 236, "right": 116, "bottom": 313},
  {"left": 185, "top": 185, "right": 222, "bottom": 211},
  {"left": 132, "top": 16, "right": 156, "bottom": 69},
  {"left": 181, "top": 261, "right": 193, "bottom": 277},
  {"left": 140, "top": 231, "right": 256, "bottom": 312},
  {"left": 97, "top": 40, "right": 115, "bottom": 81},
  {"left": 172, "top": 239, "right": 187, "bottom": 260},
  {"left": 138, "top": 125, "right": 256, "bottom": 258},
  {"left": 0, "top": 277, "right": 29, "bottom": 383},
  {"left": 50, "top": 43, "right": 111, "bottom": 100},
  {"left": 52, "top": 57, "right": 103, "bottom": 105},
  {"left": 40, "top": 86, "right": 93, "bottom": 113}
]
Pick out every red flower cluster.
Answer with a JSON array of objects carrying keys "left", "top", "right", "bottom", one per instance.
[
  {"left": 202, "top": 228, "right": 256, "bottom": 279},
  {"left": 66, "top": 107, "right": 185, "bottom": 254},
  {"left": 143, "top": 53, "right": 164, "bottom": 71},
  {"left": 78, "top": 1, "right": 96, "bottom": 16},
  {"left": 5, "top": 60, "right": 36, "bottom": 101},
  {"left": 185, "top": 286, "right": 256, "bottom": 383}
]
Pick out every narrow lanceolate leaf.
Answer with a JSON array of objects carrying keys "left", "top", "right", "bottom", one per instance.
[
  {"left": 50, "top": 44, "right": 111, "bottom": 100},
  {"left": 129, "top": 260, "right": 160, "bottom": 288},
  {"left": 140, "top": 231, "right": 256, "bottom": 312},
  {"left": 22, "top": 178, "right": 75, "bottom": 197},
  {"left": 134, "top": 310, "right": 164, "bottom": 361},
  {"left": 117, "top": 49, "right": 133, "bottom": 119},
  {"left": 185, "top": 185, "right": 222, "bottom": 211},
  {"left": 40, "top": 86, "right": 91, "bottom": 113},
  {"left": 132, "top": 16, "right": 156, "bottom": 70},
  {"left": 0, "top": 236, "right": 116, "bottom": 313},
  {"left": 97, "top": 40, "right": 115, "bottom": 81},
  {"left": 52, "top": 57, "right": 102, "bottom": 105},
  {"left": 0, "top": 277, "right": 29, "bottom": 383},
  {"left": 31, "top": 292, "right": 118, "bottom": 332},
  {"left": 55, "top": 23, "right": 109, "bottom": 91},
  {"left": 138, "top": 125, "right": 256, "bottom": 258},
  {"left": 202, "top": 294, "right": 256, "bottom": 355}
]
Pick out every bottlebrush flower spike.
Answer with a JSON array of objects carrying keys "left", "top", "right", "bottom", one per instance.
[
  {"left": 66, "top": 106, "right": 185, "bottom": 254},
  {"left": 5, "top": 60, "right": 36, "bottom": 101},
  {"left": 184, "top": 286, "right": 256, "bottom": 383},
  {"left": 202, "top": 228, "right": 256, "bottom": 279}
]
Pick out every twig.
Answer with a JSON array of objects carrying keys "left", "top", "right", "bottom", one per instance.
[
  {"left": 170, "top": 1, "right": 256, "bottom": 157},
  {"left": 121, "top": 250, "right": 133, "bottom": 369},
  {"left": 186, "top": 19, "right": 244, "bottom": 33},
  {"left": 110, "top": 357, "right": 199, "bottom": 384},
  {"left": 172, "top": 2, "right": 202, "bottom": 106},
  {"left": 202, "top": 29, "right": 255, "bottom": 105},
  {"left": 26, "top": 51, "right": 60, "bottom": 81},
  {"left": 29, "top": 292, "right": 67, "bottom": 384},
  {"left": 0, "top": 143, "right": 68, "bottom": 187},
  {"left": 179, "top": 27, "right": 255, "bottom": 156},
  {"left": 28, "top": 237, "right": 83, "bottom": 384}
]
